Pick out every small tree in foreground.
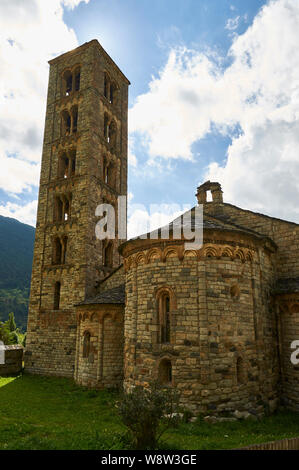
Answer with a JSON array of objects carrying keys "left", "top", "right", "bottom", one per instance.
[{"left": 117, "top": 382, "right": 181, "bottom": 450}]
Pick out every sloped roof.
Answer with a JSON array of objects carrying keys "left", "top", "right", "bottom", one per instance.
[
  {"left": 120, "top": 207, "right": 274, "bottom": 250},
  {"left": 275, "top": 278, "right": 299, "bottom": 295},
  {"left": 78, "top": 284, "right": 125, "bottom": 306}
]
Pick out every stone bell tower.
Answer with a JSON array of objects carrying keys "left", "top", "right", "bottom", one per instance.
[{"left": 25, "top": 40, "right": 130, "bottom": 377}]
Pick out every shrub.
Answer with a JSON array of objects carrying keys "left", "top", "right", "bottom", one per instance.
[
  {"left": 8, "top": 312, "right": 16, "bottom": 332},
  {"left": 117, "top": 382, "right": 181, "bottom": 450}
]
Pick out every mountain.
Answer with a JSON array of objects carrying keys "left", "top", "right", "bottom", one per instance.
[{"left": 0, "top": 215, "right": 35, "bottom": 331}]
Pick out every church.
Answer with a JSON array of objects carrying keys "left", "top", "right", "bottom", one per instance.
[{"left": 25, "top": 40, "right": 299, "bottom": 417}]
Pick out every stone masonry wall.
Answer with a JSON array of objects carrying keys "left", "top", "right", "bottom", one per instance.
[
  {"left": 204, "top": 202, "right": 299, "bottom": 279},
  {"left": 75, "top": 306, "right": 124, "bottom": 388},
  {"left": 123, "top": 237, "right": 279, "bottom": 415},
  {"left": 98, "top": 265, "right": 125, "bottom": 292},
  {"left": 277, "top": 303, "right": 299, "bottom": 411},
  {"left": 25, "top": 41, "right": 128, "bottom": 378},
  {"left": 0, "top": 346, "right": 23, "bottom": 376},
  {"left": 204, "top": 202, "right": 299, "bottom": 411}
]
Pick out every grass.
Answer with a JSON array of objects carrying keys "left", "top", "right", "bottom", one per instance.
[{"left": 0, "top": 374, "right": 298, "bottom": 450}]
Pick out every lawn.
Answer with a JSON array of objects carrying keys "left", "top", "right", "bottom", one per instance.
[{"left": 0, "top": 374, "right": 298, "bottom": 450}]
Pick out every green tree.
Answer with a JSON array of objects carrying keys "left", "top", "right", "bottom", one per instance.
[
  {"left": 8, "top": 312, "right": 16, "bottom": 332},
  {"left": 117, "top": 382, "right": 181, "bottom": 450},
  {"left": 0, "top": 321, "right": 11, "bottom": 344}
]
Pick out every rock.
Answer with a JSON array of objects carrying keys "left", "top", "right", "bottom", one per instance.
[
  {"left": 217, "top": 417, "right": 237, "bottom": 422},
  {"left": 204, "top": 415, "right": 218, "bottom": 424},
  {"left": 269, "top": 399, "right": 278, "bottom": 414},
  {"left": 233, "top": 410, "right": 251, "bottom": 420}
]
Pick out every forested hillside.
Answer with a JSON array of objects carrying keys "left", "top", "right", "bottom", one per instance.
[{"left": 0, "top": 215, "right": 35, "bottom": 330}]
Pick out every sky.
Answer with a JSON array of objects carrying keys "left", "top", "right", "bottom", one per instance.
[{"left": 1, "top": 0, "right": 299, "bottom": 238}]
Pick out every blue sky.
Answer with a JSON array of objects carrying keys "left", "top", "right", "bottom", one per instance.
[
  {"left": 64, "top": 0, "right": 265, "bottom": 212},
  {"left": 64, "top": 0, "right": 263, "bottom": 100},
  {"left": 1, "top": 0, "right": 299, "bottom": 235}
]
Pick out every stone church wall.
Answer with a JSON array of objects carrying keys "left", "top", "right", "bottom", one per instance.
[
  {"left": 204, "top": 202, "right": 299, "bottom": 411},
  {"left": 75, "top": 306, "right": 124, "bottom": 388},
  {"left": 123, "top": 237, "right": 279, "bottom": 415},
  {"left": 25, "top": 40, "right": 129, "bottom": 378}
]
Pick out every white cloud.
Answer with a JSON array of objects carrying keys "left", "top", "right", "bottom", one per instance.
[
  {"left": 225, "top": 15, "right": 241, "bottom": 31},
  {"left": 62, "top": 0, "right": 89, "bottom": 8},
  {"left": 0, "top": 0, "right": 89, "bottom": 198},
  {"left": 128, "top": 137, "right": 137, "bottom": 167},
  {"left": 129, "top": 0, "right": 299, "bottom": 222},
  {"left": 0, "top": 200, "right": 38, "bottom": 226},
  {"left": 0, "top": 154, "right": 40, "bottom": 194}
]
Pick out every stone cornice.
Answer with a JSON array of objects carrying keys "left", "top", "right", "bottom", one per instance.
[
  {"left": 123, "top": 241, "right": 255, "bottom": 272},
  {"left": 76, "top": 304, "right": 124, "bottom": 323}
]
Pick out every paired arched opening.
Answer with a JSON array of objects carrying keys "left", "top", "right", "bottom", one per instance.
[
  {"left": 103, "top": 113, "right": 117, "bottom": 150},
  {"left": 54, "top": 193, "right": 72, "bottom": 223},
  {"left": 52, "top": 236, "right": 67, "bottom": 265},
  {"left": 61, "top": 106, "right": 78, "bottom": 136},
  {"left": 103, "top": 157, "right": 116, "bottom": 188},
  {"left": 58, "top": 150, "right": 76, "bottom": 179},
  {"left": 61, "top": 110, "right": 71, "bottom": 135},
  {"left": 62, "top": 66, "right": 81, "bottom": 96},
  {"left": 104, "top": 72, "right": 118, "bottom": 105}
]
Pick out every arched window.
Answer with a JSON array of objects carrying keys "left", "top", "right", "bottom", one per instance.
[
  {"left": 54, "top": 196, "right": 63, "bottom": 222},
  {"left": 74, "top": 67, "right": 80, "bottom": 91},
  {"left": 71, "top": 151, "right": 76, "bottom": 176},
  {"left": 110, "top": 82, "right": 117, "bottom": 104},
  {"left": 61, "top": 110, "right": 71, "bottom": 135},
  {"left": 158, "top": 359, "right": 172, "bottom": 385},
  {"left": 71, "top": 105, "right": 78, "bottom": 133},
  {"left": 54, "top": 194, "right": 71, "bottom": 223},
  {"left": 236, "top": 357, "right": 245, "bottom": 384},
  {"left": 103, "top": 241, "right": 113, "bottom": 268},
  {"left": 62, "top": 70, "right": 72, "bottom": 96},
  {"left": 62, "top": 67, "right": 80, "bottom": 96},
  {"left": 159, "top": 293, "right": 170, "bottom": 343},
  {"left": 104, "top": 113, "right": 109, "bottom": 141},
  {"left": 108, "top": 120, "right": 117, "bottom": 148},
  {"left": 64, "top": 197, "right": 70, "bottom": 221},
  {"left": 54, "top": 281, "right": 61, "bottom": 310},
  {"left": 58, "top": 153, "right": 69, "bottom": 179},
  {"left": 83, "top": 331, "right": 91, "bottom": 358},
  {"left": 230, "top": 284, "right": 240, "bottom": 299},
  {"left": 53, "top": 237, "right": 62, "bottom": 265},
  {"left": 103, "top": 158, "right": 115, "bottom": 188},
  {"left": 57, "top": 150, "right": 76, "bottom": 179},
  {"left": 62, "top": 236, "right": 67, "bottom": 264}
]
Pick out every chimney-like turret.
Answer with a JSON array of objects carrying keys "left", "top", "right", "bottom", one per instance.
[{"left": 196, "top": 180, "right": 223, "bottom": 204}]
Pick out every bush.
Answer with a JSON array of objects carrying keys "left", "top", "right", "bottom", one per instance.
[{"left": 117, "top": 382, "right": 181, "bottom": 450}]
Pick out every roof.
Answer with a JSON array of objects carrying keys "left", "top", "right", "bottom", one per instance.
[
  {"left": 78, "top": 284, "right": 125, "bottom": 306},
  {"left": 275, "top": 278, "right": 299, "bottom": 295},
  {"left": 2, "top": 345, "right": 23, "bottom": 350},
  {"left": 209, "top": 202, "right": 299, "bottom": 227},
  {"left": 48, "top": 39, "right": 130, "bottom": 85},
  {"left": 119, "top": 207, "right": 276, "bottom": 254}
]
